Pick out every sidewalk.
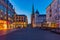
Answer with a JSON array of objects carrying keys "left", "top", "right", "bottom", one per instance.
[{"left": 0, "top": 29, "right": 18, "bottom": 36}]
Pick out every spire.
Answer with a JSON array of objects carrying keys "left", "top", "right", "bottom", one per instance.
[
  {"left": 35, "top": 9, "right": 39, "bottom": 14},
  {"left": 32, "top": 4, "right": 34, "bottom": 15}
]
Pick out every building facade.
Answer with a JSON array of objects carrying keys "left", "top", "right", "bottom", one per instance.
[
  {"left": 46, "top": 0, "right": 60, "bottom": 28},
  {"left": 31, "top": 5, "right": 46, "bottom": 28},
  {"left": 34, "top": 10, "right": 46, "bottom": 27},
  {"left": 0, "top": 0, "right": 15, "bottom": 29},
  {"left": 13, "top": 14, "right": 28, "bottom": 28}
]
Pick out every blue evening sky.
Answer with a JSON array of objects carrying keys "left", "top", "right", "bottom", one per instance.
[{"left": 9, "top": 0, "right": 53, "bottom": 23}]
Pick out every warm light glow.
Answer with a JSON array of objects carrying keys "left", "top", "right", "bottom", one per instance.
[
  {"left": 3, "top": 24, "right": 7, "bottom": 29},
  {"left": 33, "top": 24, "right": 36, "bottom": 28},
  {"left": 12, "top": 22, "right": 27, "bottom": 28},
  {"left": 0, "top": 20, "right": 8, "bottom": 30},
  {"left": 51, "top": 23, "right": 58, "bottom": 28}
]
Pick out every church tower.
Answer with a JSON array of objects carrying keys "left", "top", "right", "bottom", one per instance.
[{"left": 31, "top": 4, "right": 35, "bottom": 27}]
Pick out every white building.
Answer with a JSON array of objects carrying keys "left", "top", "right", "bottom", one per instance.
[
  {"left": 31, "top": 9, "right": 46, "bottom": 27},
  {"left": 46, "top": 0, "right": 60, "bottom": 28},
  {"left": 35, "top": 10, "right": 46, "bottom": 27}
]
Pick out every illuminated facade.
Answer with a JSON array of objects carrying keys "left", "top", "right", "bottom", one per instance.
[
  {"left": 46, "top": 0, "right": 60, "bottom": 28},
  {"left": 14, "top": 14, "right": 28, "bottom": 28},
  {"left": 31, "top": 5, "right": 46, "bottom": 28},
  {"left": 35, "top": 10, "right": 46, "bottom": 27},
  {"left": 0, "top": 0, "right": 15, "bottom": 29}
]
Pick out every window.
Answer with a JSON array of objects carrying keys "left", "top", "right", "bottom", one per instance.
[
  {"left": 0, "top": 4, "right": 3, "bottom": 11},
  {"left": 4, "top": 0, "right": 8, "bottom": 4},
  {"left": 55, "top": 15, "right": 60, "bottom": 20},
  {"left": 59, "top": 0, "right": 60, "bottom": 4},
  {"left": 50, "top": 8, "right": 52, "bottom": 13},
  {"left": 8, "top": 10, "right": 14, "bottom": 17},
  {"left": 0, "top": 4, "right": 6, "bottom": 14},
  {"left": 49, "top": 14, "right": 52, "bottom": 17},
  {"left": 59, "top": 8, "right": 60, "bottom": 11}
]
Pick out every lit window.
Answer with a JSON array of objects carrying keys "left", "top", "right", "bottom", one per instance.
[
  {"left": 1, "top": 15, "right": 2, "bottom": 17},
  {"left": 5, "top": 17, "right": 6, "bottom": 19},
  {"left": 8, "top": 18, "right": 11, "bottom": 20}
]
